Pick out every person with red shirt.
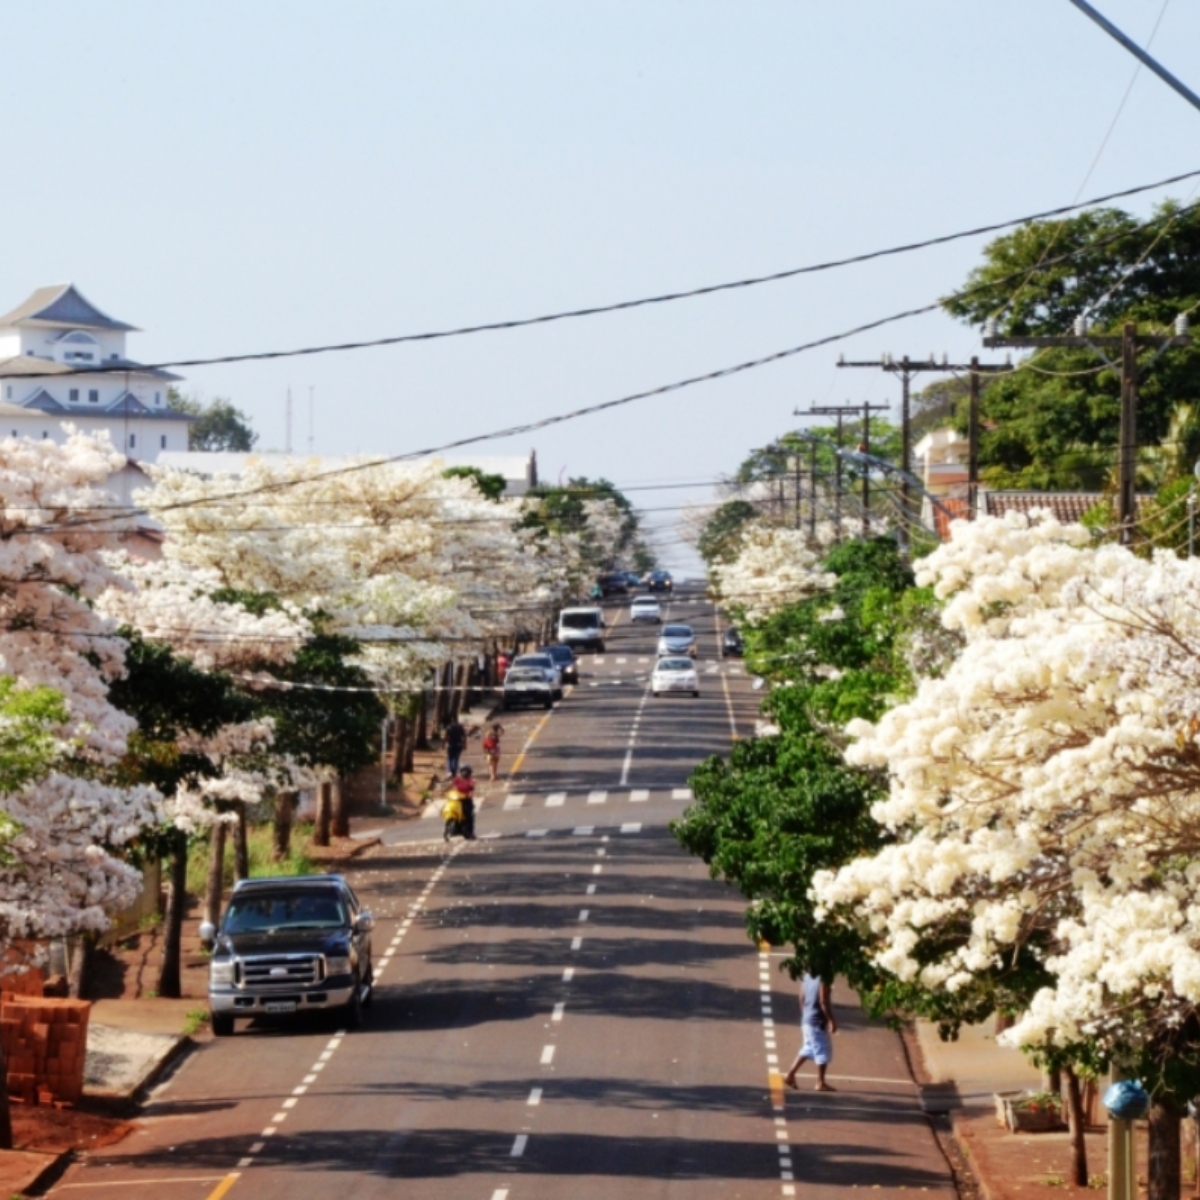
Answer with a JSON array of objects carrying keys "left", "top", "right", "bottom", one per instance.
[{"left": 451, "top": 764, "right": 477, "bottom": 839}]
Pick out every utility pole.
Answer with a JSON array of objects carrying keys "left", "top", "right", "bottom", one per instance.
[
  {"left": 798, "top": 402, "right": 888, "bottom": 540},
  {"left": 838, "top": 355, "right": 1007, "bottom": 542},
  {"left": 984, "top": 319, "right": 1191, "bottom": 545}
]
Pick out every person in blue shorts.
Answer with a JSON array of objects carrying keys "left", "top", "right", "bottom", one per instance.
[{"left": 785, "top": 972, "right": 837, "bottom": 1092}]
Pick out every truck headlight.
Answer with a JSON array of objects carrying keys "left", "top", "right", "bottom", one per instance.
[
  {"left": 210, "top": 959, "right": 235, "bottom": 986},
  {"left": 325, "top": 955, "right": 352, "bottom": 976}
]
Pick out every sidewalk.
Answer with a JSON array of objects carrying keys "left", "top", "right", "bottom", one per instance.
[{"left": 912, "top": 1017, "right": 1112, "bottom": 1200}]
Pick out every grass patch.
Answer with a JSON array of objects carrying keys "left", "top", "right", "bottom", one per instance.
[
  {"left": 183, "top": 1008, "right": 210, "bottom": 1036},
  {"left": 186, "top": 822, "right": 318, "bottom": 895}
]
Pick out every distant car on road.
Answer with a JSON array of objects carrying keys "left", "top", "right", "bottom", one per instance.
[
  {"left": 538, "top": 643, "right": 579, "bottom": 685},
  {"left": 512, "top": 653, "right": 564, "bottom": 699},
  {"left": 657, "top": 623, "right": 697, "bottom": 657},
  {"left": 630, "top": 596, "right": 662, "bottom": 624},
  {"left": 622, "top": 571, "right": 642, "bottom": 590},
  {"left": 645, "top": 569, "right": 673, "bottom": 593},
  {"left": 652, "top": 656, "right": 700, "bottom": 697},
  {"left": 721, "top": 627, "right": 744, "bottom": 657},
  {"left": 597, "top": 573, "right": 629, "bottom": 597},
  {"left": 502, "top": 667, "right": 555, "bottom": 710},
  {"left": 557, "top": 606, "right": 606, "bottom": 653}
]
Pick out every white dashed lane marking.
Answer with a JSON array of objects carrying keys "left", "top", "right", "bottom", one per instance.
[{"left": 503, "top": 794, "right": 526, "bottom": 810}]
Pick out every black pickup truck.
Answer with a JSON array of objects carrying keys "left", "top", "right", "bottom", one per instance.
[{"left": 201, "top": 874, "right": 374, "bottom": 1036}]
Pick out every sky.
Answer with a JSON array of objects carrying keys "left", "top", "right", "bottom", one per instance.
[{"left": 5, "top": 1, "right": 1200, "bottom": 572}]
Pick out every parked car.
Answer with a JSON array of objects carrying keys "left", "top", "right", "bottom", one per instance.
[
  {"left": 721, "top": 627, "right": 744, "bottom": 657},
  {"left": 557, "top": 606, "right": 605, "bottom": 653},
  {"left": 202, "top": 874, "right": 374, "bottom": 1037},
  {"left": 538, "top": 643, "right": 579, "bottom": 685},
  {"left": 622, "top": 571, "right": 642, "bottom": 590},
  {"left": 651, "top": 656, "right": 700, "bottom": 697},
  {"left": 630, "top": 596, "right": 662, "bottom": 624},
  {"left": 512, "top": 652, "right": 563, "bottom": 699},
  {"left": 597, "top": 572, "right": 629, "bottom": 596},
  {"left": 645, "top": 569, "right": 674, "bottom": 593},
  {"left": 502, "top": 667, "right": 555, "bottom": 710},
  {"left": 657, "top": 623, "right": 697, "bottom": 657}
]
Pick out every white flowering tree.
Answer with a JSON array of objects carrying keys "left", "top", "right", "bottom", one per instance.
[
  {"left": 711, "top": 523, "right": 836, "bottom": 624},
  {"left": 813, "top": 512, "right": 1200, "bottom": 1194}
]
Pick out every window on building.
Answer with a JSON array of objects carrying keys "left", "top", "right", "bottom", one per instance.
[
  {"left": 69, "top": 388, "right": 79, "bottom": 403},
  {"left": 128, "top": 433, "right": 136, "bottom": 449},
  {"left": 88, "top": 389, "right": 99, "bottom": 404}
]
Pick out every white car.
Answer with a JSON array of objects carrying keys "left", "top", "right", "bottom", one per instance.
[
  {"left": 652, "top": 656, "right": 700, "bottom": 697},
  {"left": 512, "top": 653, "right": 564, "bottom": 700},
  {"left": 656, "top": 623, "right": 697, "bottom": 657},
  {"left": 630, "top": 596, "right": 662, "bottom": 624}
]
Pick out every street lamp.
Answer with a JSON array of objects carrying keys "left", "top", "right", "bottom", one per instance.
[{"left": 1190, "top": 459, "right": 1200, "bottom": 558}]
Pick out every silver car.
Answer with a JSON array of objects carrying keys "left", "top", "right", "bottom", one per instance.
[
  {"left": 651, "top": 656, "right": 700, "bottom": 697},
  {"left": 512, "top": 653, "right": 564, "bottom": 699},
  {"left": 656, "top": 623, "right": 697, "bottom": 658}
]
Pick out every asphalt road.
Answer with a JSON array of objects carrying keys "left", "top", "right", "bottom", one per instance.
[{"left": 48, "top": 586, "right": 955, "bottom": 1200}]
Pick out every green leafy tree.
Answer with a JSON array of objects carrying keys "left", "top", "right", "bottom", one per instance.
[
  {"left": 697, "top": 500, "right": 759, "bottom": 566},
  {"left": 942, "top": 199, "right": 1200, "bottom": 490},
  {"left": 673, "top": 538, "right": 932, "bottom": 985},
  {"left": 169, "top": 389, "right": 259, "bottom": 452},
  {"left": 443, "top": 465, "right": 507, "bottom": 501}
]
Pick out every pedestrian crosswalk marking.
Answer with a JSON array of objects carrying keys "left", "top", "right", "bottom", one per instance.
[
  {"left": 587, "top": 790, "right": 607, "bottom": 805},
  {"left": 545, "top": 792, "right": 566, "bottom": 807},
  {"left": 526, "top": 829, "right": 548, "bottom": 838},
  {"left": 621, "top": 822, "right": 642, "bottom": 833},
  {"left": 573, "top": 825, "right": 594, "bottom": 836},
  {"left": 672, "top": 787, "right": 693, "bottom": 801},
  {"left": 503, "top": 794, "right": 526, "bottom": 810},
  {"left": 630, "top": 789, "right": 650, "bottom": 802}
]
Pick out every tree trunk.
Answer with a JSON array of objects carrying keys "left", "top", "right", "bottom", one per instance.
[
  {"left": 0, "top": 1042, "right": 12, "bottom": 1149},
  {"left": 331, "top": 777, "right": 350, "bottom": 839},
  {"left": 272, "top": 790, "right": 295, "bottom": 862},
  {"left": 313, "top": 780, "right": 332, "bottom": 847},
  {"left": 203, "top": 822, "right": 227, "bottom": 929},
  {"left": 391, "top": 715, "right": 409, "bottom": 783},
  {"left": 233, "top": 804, "right": 249, "bottom": 881},
  {"left": 416, "top": 685, "right": 430, "bottom": 750},
  {"left": 1148, "top": 1094, "right": 1182, "bottom": 1200},
  {"left": 157, "top": 839, "right": 187, "bottom": 999},
  {"left": 66, "top": 934, "right": 92, "bottom": 1000},
  {"left": 1064, "top": 1068, "right": 1088, "bottom": 1187}
]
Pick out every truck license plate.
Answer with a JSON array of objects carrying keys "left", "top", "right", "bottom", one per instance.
[{"left": 264, "top": 1001, "right": 297, "bottom": 1013}]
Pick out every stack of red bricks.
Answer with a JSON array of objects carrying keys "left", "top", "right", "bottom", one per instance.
[{"left": 0, "top": 994, "right": 91, "bottom": 1106}]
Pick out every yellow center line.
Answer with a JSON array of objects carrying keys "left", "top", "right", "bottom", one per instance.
[
  {"left": 205, "top": 1174, "right": 242, "bottom": 1200},
  {"left": 769, "top": 1069, "right": 785, "bottom": 1109},
  {"left": 55, "top": 1178, "right": 233, "bottom": 1191},
  {"left": 507, "top": 705, "right": 555, "bottom": 779}
]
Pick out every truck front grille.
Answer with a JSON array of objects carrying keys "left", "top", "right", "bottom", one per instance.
[{"left": 238, "top": 953, "right": 322, "bottom": 990}]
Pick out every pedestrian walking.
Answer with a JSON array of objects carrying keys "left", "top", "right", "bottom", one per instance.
[
  {"left": 445, "top": 716, "right": 466, "bottom": 778},
  {"left": 785, "top": 972, "right": 837, "bottom": 1092},
  {"left": 482, "top": 721, "right": 504, "bottom": 782},
  {"left": 451, "top": 764, "right": 477, "bottom": 839}
]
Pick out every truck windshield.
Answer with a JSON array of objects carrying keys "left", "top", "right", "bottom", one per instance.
[
  {"left": 561, "top": 613, "right": 599, "bottom": 629},
  {"left": 224, "top": 892, "right": 346, "bottom": 934}
]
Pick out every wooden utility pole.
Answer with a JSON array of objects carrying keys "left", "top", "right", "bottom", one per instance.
[
  {"left": 984, "top": 321, "right": 1191, "bottom": 545},
  {"left": 799, "top": 402, "right": 888, "bottom": 540},
  {"left": 838, "top": 355, "right": 1007, "bottom": 541}
]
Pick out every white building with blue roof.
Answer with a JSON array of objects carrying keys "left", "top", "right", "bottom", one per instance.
[{"left": 0, "top": 283, "right": 192, "bottom": 461}]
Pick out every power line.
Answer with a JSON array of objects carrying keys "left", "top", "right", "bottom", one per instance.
[{"left": 9, "top": 169, "right": 1200, "bottom": 383}]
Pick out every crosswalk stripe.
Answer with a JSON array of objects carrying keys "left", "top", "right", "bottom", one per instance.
[
  {"left": 587, "top": 790, "right": 607, "bottom": 805},
  {"left": 503, "top": 794, "right": 526, "bottom": 810},
  {"left": 545, "top": 792, "right": 566, "bottom": 807},
  {"left": 526, "top": 829, "right": 548, "bottom": 838},
  {"left": 573, "top": 825, "right": 594, "bottom": 835},
  {"left": 671, "top": 787, "right": 694, "bottom": 801},
  {"left": 621, "top": 822, "right": 642, "bottom": 834},
  {"left": 629, "top": 789, "right": 650, "bottom": 802}
]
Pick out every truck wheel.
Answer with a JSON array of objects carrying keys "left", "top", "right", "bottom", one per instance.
[
  {"left": 211, "top": 1011, "right": 235, "bottom": 1037},
  {"left": 543, "top": 698, "right": 553, "bottom": 709}
]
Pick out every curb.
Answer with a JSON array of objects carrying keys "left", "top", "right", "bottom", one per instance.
[
  {"left": 0, "top": 1147, "right": 66, "bottom": 1198},
  {"left": 84, "top": 1032, "right": 194, "bottom": 1114}
]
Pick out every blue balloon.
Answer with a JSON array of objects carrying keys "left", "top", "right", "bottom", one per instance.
[{"left": 1103, "top": 1079, "right": 1150, "bottom": 1120}]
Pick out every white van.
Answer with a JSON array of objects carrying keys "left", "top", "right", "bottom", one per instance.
[{"left": 557, "top": 606, "right": 605, "bottom": 653}]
